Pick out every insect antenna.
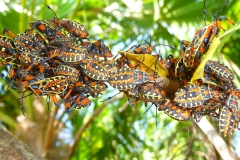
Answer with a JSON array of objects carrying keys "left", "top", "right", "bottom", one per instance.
[
  {"left": 143, "top": 103, "right": 153, "bottom": 114},
  {"left": 215, "top": 0, "right": 230, "bottom": 20},
  {"left": 155, "top": 106, "right": 158, "bottom": 127},
  {"left": 17, "top": 92, "right": 33, "bottom": 100},
  {"left": 101, "top": 92, "right": 122, "bottom": 102},
  {"left": 17, "top": 91, "right": 34, "bottom": 115},
  {"left": 47, "top": 95, "right": 51, "bottom": 111},
  {"left": 202, "top": 0, "right": 214, "bottom": 24},
  {"left": 42, "top": 3, "right": 59, "bottom": 19},
  {"left": 203, "top": 0, "right": 207, "bottom": 25}
]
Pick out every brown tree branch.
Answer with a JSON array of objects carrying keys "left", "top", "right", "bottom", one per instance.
[
  {"left": 0, "top": 127, "right": 44, "bottom": 160},
  {"left": 195, "top": 117, "right": 239, "bottom": 160}
]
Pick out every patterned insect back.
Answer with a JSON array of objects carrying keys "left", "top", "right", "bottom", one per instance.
[
  {"left": 191, "top": 100, "right": 222, "bottom": 122},
  {"left": 14, "top": 32, "right": 43, "bottom": 52},
  {"left": 80, "top": 59, "right": 112, "bottom": 81},
  {"left": 49, "top": 44, "right": 87, "bottom": 63},
  {"left": 82, "top": 39, "right": 113, "bottom": 60},
  {"left": 159, "top": 101, "right": 192, "bottom": 121},
  {"left": 109, "top": 68, "right": 154, "bottom": 90},
  {"left": 29, "top": 76, "right": 68, "bottom": 96},
  {"left": 52, "top": 18, "right": 89, "bottom": 39},
  {"left": 219, "top": 106, "right": 239, "bottom": 137},
  {"left": 59, "top": 90, "right": 91, "bottom": 112},
  {"left": 174, "top": 84, "right": 214, "bottom": 108},
  {"left": 0, "top": 36, "right": 17, "bottom": 56},
  {"left": 29, "top": 20, "right": 64, "bottom": 41},
  {"left": 52, "top": 65, "right": 79, "bottom": 84},
  {"left": 137, "top": 82, "right": 167, "bottom": 103},
  {"left": 205, "top": 60, "right": 234, "bottom": 83}
]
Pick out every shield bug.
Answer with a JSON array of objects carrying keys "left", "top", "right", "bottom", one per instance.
[
  {"left": 109, "top": 68, "right": 155, "bottom": 91},
  {"left": 174, "top": 84, "right": 214, "bottom": 108}
]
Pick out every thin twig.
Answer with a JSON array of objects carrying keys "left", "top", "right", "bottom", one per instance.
[
  {"left": 55, "top": 108, "right": 66, "bottom": 129},
  {"left": 118, "top": 101, "right": 129, "bottom": 112},
  {"left": 184, "top": 125, "right": 196, "bottom": 160},
  {"left": 42, "top": 106, "right": 59, "bottom": 157},
  {"left": 67, "top": 96, "right": 122, "bottom": 159}
]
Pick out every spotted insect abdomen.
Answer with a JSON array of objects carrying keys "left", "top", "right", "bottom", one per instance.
[
  {"left": 205, "top": 60, "right": 234, "bottom": 83},
  {"left": 59, "top": 45, "right": 87, "bottom": 62},
  {"left": 162, "top": 101, "right": 192, "bottom": 121},
  {"left": 137, "top": 82, "right": 167, "bottom": 102},
  {"left": 219, "top": 106, "right": 238, "bottom": 137},
  {"left": 29, "top": 76, "right": 68, "bottom": 96},
  {"left": 174, "top": 84, "right": 214, "bottom": 108},
  {"left": 53, "top": 65, "right": 79, "bottom": 84},
  {"left": 109, "top": 68, "right": 135, "bottom": 90},
  {"left": 80, "top": 59, "right": 111, "bottom": 81}
]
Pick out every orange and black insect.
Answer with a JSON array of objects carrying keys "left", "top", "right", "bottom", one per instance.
[
  {"left": 219, "top": 106, "right": 238, "bottom": 137},
  {"left": 137, "top": 82, "right": 167, "bottom": 103},
  {"left": 80, "top": 59, "right": 112, "bottom": 81},
  {"left": 29, "top": 20, "right": 64, "bottom": 42},
  {"left": 0, "top": 35, "right": 17, "bottom": 58},
  {"left": 18, "top": 51, "right": 52, "bottom": 79},
  {"left": 127, "top": 39, "right": 154, "bottom": 54},
  {"left": 42, "top": 3, "right": 89, "bottom": 41},
  {"left": 159, "top": 54, "right": 176, "bottom": 78},
  {"left": 225, "top": 90, "right": 239, "bottom": 114},
  {"left": 60, "top": 91, "right": 91, "bottom": 113},
  {"left": 51, "top": 18, "right": 89, "bottom": 40},
  {"left": 73, "top": 75, "right": 108, "bottom": 98},
  {"left": 29, "top": 76, "right": 68, "bottom": 96},
  {"left": 205, "top": 60, "right": 234, "bottom": 84},
  {"left": 0, "top": 34, "right": 18, "bottom": 72},
  {"left": 52, "top": 65, "right": 79, "bottom": 84},
  {"left": 174, "top": 58, "right": 190, "bottom": 86},
  {"left": 48, "top": 44, "right": 87, "bottom": 64},
  {"left": 2, "top": 27, "right": 47, "bottom": 55},
  {"left": 174, "top": 84, "right": 214, "bottom": 108},
  {"left": 109, "top": 68, "right": 155, "bottom": 91},
  {"left": 191, "top": 99, "right": 222, "bottom": 122},
  {"left": 158, "top": 101, "right": 192, "bottom": 121},
  {"left": 82, "top": 39, "right": 113, "bottom": 60},
  {"left": 181, "top": 0, "right": 235, "bottom": 69},
  {"left": 51, "top": 65, "right": 80, "bottom": 107},
  {"left": 85, "top": 81, "right": 108, "bottom": 97},
  {"left": 126, "top": 37, "right": 171, "bottom": 55}
]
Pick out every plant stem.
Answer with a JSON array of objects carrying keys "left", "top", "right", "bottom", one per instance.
[{"left": 67, "top": 96, "right": 122, "bottom": 159}]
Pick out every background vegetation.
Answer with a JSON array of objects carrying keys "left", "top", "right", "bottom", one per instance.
[{"left": 0, "top": 0, "right": 240, "bottom": 159}]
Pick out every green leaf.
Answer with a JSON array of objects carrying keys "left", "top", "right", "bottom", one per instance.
[{"left": 0, "top": 112, "right": 17, "bottom": 128}]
